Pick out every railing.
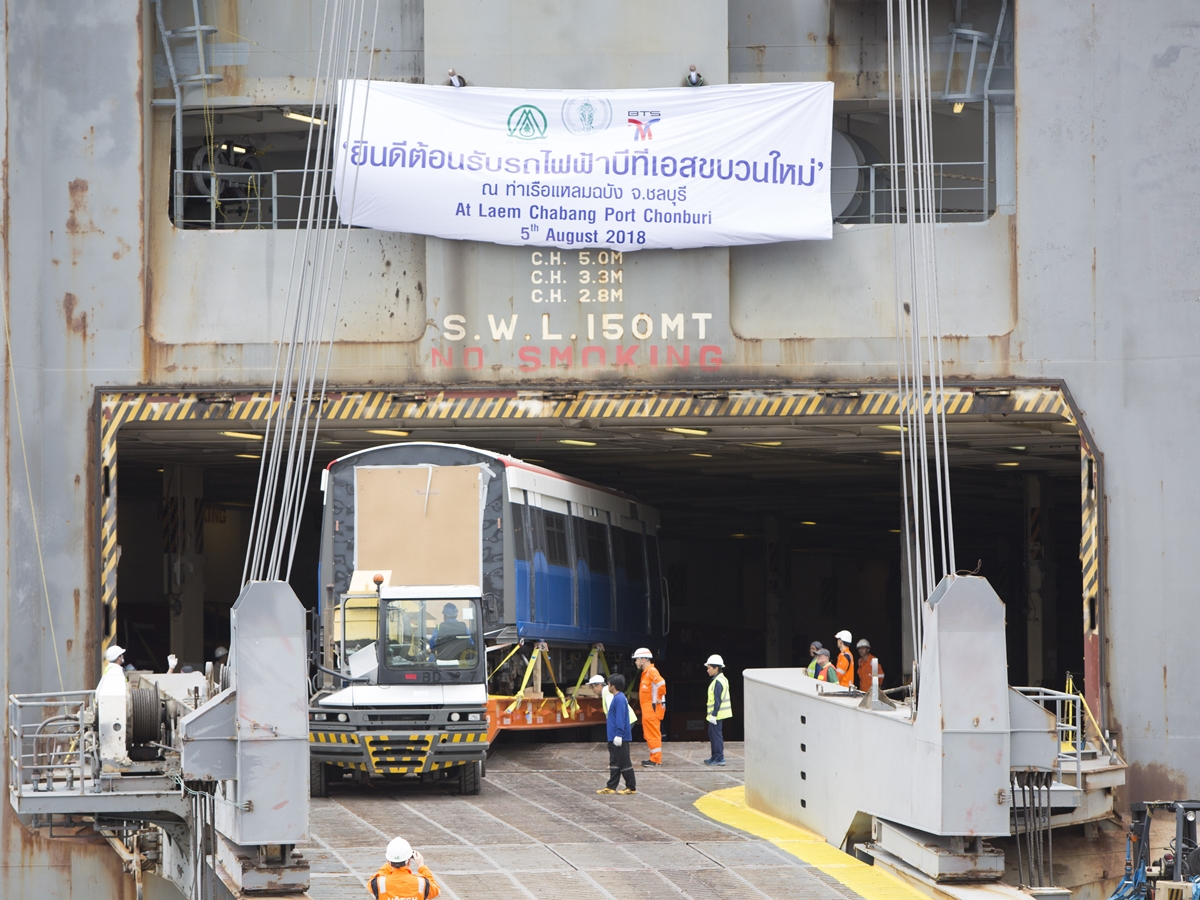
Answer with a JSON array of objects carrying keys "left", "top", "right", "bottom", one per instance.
[
  {"left": 1013, "top": 686, "right": 1084, "bottom": 789},
  {"left": 8, "top": 691, "right": 99, "bottom": 799},
  {"left": 831, "top": 161, "right": 994, "bottom": 225},
  {"left": 171, "top": 168, "right": 340, "bottom": 230}
]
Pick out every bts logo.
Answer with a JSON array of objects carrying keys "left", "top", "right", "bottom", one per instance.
[{"left": 627, "top": 110, "right": 661, "bottom": 141}]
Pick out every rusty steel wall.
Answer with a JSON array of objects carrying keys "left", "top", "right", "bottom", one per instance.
[{"left": 3, "top": 1, "right": 1200, "bottom": 896}]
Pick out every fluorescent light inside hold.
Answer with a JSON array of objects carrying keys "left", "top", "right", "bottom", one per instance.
[
  {"left": 368, "top": 429, "right": 410, "bottom": 437},
  {"left": 282, "top": 108, "right": 327, "bottom": 126},
  {"left": 880, "top": 450, "right": 903, "bottom": 456},
  {"left": 729, "top": 533, "right": 747, "bottom": 539},
  {"left": 558, "top": 439, "right": 597, "bottom": 447},
  {"left": 745, "top": 441, "right": 782, "bottom": 447},
  {"left": 800, "top": 521, "right": 817, "bottom": 526},
  {"left": 689, "top": 452, "right": 713, "bottom": 458},
  {"left": 999, "top": 462, "right": 1020, "bottom": 467},
  {"left": 889, "top": 528, "right": 902, "bottom": 533},
  {"left": 222, "top": 431, "right": 262, "bottom": 440},
  {"left": 877, "top": 425, "right": 908, "bottom": 432},
  {"left": 1010, "top": 446, "right": 1027, "bottom": 451},
  {"left": 665, "top": 426, "right": 710, "bottom": 436},
  {"left": 235, "top": 453, "right": 261, "bottom": 460}
]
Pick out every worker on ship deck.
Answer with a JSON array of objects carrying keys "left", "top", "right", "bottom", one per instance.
[
  {"left": 804, "top": 641, "right": 824, "bottom": 678},
  {"left": 590, "top": 674, "right": 637, "bottom": 728},
  {"left": 834, "top": 630, "right": 855, "bottom": 688},
  {"left": 100, "top": 645, "right": 126, "bottom": 686},
  {"left": 633, "top": 648, "right": 666, "bottom": 767},
  {"left": 703, "top": 654, "right": 732, "bottom": 767},
  {"left": 855, "top": 638, "right": 884, "bottom": 692},
  {"left": 812, "top": 647, "right": 839, "bottom": 683},
  {"left": 369, "top": 836, "right": 440, "bottom": 899}
]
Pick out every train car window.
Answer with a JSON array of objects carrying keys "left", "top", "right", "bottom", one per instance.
[
  {"left": 543, "top": 512, "right": 570, "bottom": 567},
  {"left": 623, "top": 530, "right": 647, "bottom": 589},
  {"left": 511, "top": 503, "right": 529, "bottom": 561},
  {"left": 585, "top": 520, "right": 610, "bottom": 574}
]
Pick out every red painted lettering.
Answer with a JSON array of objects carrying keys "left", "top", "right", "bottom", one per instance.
[
  {"left": 666, "top": 345, "right": 690, "bottom": 367},
  {"left": 431, "top": 347, "right": 453, "bottom": 367},
  {"left": 518, "top": 345, "right": 542, "bottom": 372},
  {"left": 649, "top": 346, "right": 659, "bottom": 366},
  {"left": 582, "top": 346, "right": 606, "bottom": 367},
  {"left": 464, "top": 347, "right": 484, "bottom": 369},
  {"left": 614, "top": 345, "right": 638, "bottom": 366},
  {"left": 549, "top": 346, "right": 573, "bottom": 368},
  {"left": 699, "top": 345, "right": 722, "bottom": 370}
]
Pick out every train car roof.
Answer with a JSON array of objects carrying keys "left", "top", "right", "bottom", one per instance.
[{"left": 326, "top": 441, "right": 642, "bottom": 503}]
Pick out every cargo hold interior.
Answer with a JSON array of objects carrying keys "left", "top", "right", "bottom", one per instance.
[{"left": 114, "top": 403, "right": 1084, "bottom": 743}]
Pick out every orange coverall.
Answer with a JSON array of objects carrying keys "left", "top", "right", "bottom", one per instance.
[
  {"left": 638, "top": 663, "right": 667, "bottom": 762},
  {"left": 836, "top": 647, "right": 855, "bottom": 688},
  {"left": 368, "top": 862, "right": 440, "bottom": 900},
  {"left": 857, "top": 653, "right": 884, "bottom": 692}
]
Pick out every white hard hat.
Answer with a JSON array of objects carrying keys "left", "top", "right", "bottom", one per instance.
[
  {"left": 632, "top": 648, "right": 653, "bottom": 659},
  {"left": 386, "top": 836, "right": 414, "bottom": 865},
  {"left": 856, "top": 638, "right": 871, "bottom": 649},
  {"left": 105, "top": 645, "right": 126, "bottom": 663},
  {"left": 835, "top": 630, "right": 853, "bottom": 644},
  {"left": 588, "top": 674, "right": 607, "bottom": 685},
  {"left": 705, "top": 654, "right": 724, "bottom": 667}
]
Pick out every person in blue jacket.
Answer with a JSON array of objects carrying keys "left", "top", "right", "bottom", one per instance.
[{"left": 597, "top": 674, "right": 637, "bottom": 795}]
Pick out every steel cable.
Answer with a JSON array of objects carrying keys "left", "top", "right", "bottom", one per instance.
[
  {"left": 887, "top": 0, "right": 958, "bottom": 697},
  {"left": 243, "top": 0, "right": 382, "bottom": 585}
]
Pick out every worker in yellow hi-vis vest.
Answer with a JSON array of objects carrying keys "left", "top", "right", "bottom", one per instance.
[
  {"left": 703, "top": 654, "right": 732, "bottom": 767},
  {"left": 590, "top": 674, "right": 638, "bottom": 728}
]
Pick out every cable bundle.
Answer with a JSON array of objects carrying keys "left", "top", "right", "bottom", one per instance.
[
  {"left": 244, "top": 0, "right": 382, "bottom": 585},
  {"left": 886, "top": 0, "right": 956, "bottom": 686}
]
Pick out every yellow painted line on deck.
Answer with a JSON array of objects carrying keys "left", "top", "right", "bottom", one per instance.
[{"left": 694, "top": 786, "right": 926, "bottom": 900}]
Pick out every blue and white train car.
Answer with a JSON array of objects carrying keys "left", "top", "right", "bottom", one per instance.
[{"left": 319, "top": 442, "right": 665, "bottom": 658}]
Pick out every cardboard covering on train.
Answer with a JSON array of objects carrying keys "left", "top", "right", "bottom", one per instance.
[{"left": 321, "top": 442, "right": 665, "bottom": 656}]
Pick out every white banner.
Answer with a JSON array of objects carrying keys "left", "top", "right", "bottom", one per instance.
[{"left": 333, "top": 81, "right": 833, "bottom": 251}]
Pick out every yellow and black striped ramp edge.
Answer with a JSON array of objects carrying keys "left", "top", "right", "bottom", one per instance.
[
  {"left": 96, "top": 385, "right": 1078, "bottom": 656},
  {"left": 695, "top": 786, "right": 927, "bottom": 900},
  {"left": 99, "top": 385, "right": 1074, "bottom": 428}
]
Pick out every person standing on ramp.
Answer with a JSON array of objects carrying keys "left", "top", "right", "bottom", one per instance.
[{"left": 633, "top": 648, "right": 666, "bottom": 767}]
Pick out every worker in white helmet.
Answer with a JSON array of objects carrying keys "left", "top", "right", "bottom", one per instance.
[
  {"left": 102, "top": 644, "right": 126, "bottom": 676},
  {"left": 632, "top": 648, "right": 666, "bottom": 767},
  {"left": 855, "top": 638, "right": 884, "bottom": 692},
  {"left": 834, "top": 630, "right": 855, "bottom": 689},
  {"left": 369, "top": 836, "right": 440, "bottom": 899},
  {"left": 590, "top": 674, "right": 637, "bottom": 728},
  {"left": 702, "top": 654, "right": 732, "bottom": 766}
]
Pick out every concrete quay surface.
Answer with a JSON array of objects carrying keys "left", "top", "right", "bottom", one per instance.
[{"left": 303, "top": 741, "right": 863, "bottom": 900}]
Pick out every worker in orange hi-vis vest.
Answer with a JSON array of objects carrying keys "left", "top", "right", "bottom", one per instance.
[
  {"left": 855, "top": 638, "right": 884, "bottom": 692},
  {"left": 834, "top": 630, "right": 855, "bottom": 688},
  {"left": 633, "top": 648, "right": 666, "bottom": 767},
  {"left": 369, "top": 837, "right": 440, "bottom": 900}
]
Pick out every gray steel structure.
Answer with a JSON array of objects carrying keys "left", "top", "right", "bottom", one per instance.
[{"left": 0, "top": 1, "right": 1196, "bottom": 896}]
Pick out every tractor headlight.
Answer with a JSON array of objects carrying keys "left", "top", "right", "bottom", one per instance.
[
  {"left": 450, "top": 712, "right": 461, "bottom": 722},
  {"left": 337, "top": 713, "right": 349, "bottom": 723},
  {"left": 467, "top": 713, "right": 481, "bottom": 721},
  {"left": 312, "top": 713, "right": 327, "bottom": 721}
]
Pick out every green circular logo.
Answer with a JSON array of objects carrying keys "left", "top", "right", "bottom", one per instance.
[{"left": 507, "top": 105, "right": 548, "bottom": 140}]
